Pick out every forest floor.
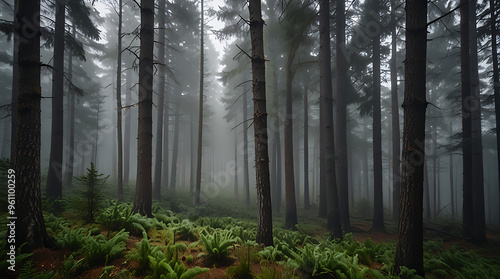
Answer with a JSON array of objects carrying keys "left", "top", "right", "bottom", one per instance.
[{"left": 3, "top": 190, "right": 500, "bottom": 278}]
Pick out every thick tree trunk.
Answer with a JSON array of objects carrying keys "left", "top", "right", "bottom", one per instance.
[
  {"left": 14, "top": 0, "right": 54, "bottom": 252},
  {"left": 10, "top": 0, "right": 18, "bottom": 162},
  {"left": 371, "top": 0, "right": 384, "bottom": 233},
  {"left": 320, "top": 0, "right": 342, "bottom": 238},
  {"left": 133, "top": 0, "right": 154, "bottom": 217},
  {"left": 46, "top": 1, "right": 66, "bottom": 199},
  {"left": 490, "top": 0, "right": 500, "bottom": 228},
  {"left": 195, "top": 0, "right": 205, "bottom": 206},
  {"left": 394, "top": 0, "right": 427, "bottom": 276},
  {"left": 391, "top": 0, "right": 401, "bottom": 221},
  {"left": 303, "top": 87, "right": 310, "bottom": 210},
  {"left": 335, "top": 0, "right": 351, "bottom": 233},
  {"left": 116, "top": 0, "right": 124, "bottom": 200},
  {"left": 248, "top": 0, "right": 273, "bottom": 246},
  {"left": 468, "top": 0, "right": 486, "bottom": 244}
]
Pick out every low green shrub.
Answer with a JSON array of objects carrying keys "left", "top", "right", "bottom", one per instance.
[{"left": 81, "top": 228, "right": 129, "bottom": 266}]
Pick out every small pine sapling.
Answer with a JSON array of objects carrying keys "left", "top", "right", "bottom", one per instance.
[{"left": 74, "top": 162, "right": 109, "bottom": 223}]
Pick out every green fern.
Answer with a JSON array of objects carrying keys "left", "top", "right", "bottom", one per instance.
[
  {"left": 81, "top": 228, "right": 129, "bottom": 266},
  {"left": 146, "top": 256, "right": 209, "bottom": 279},
  {"left": 197, "top": 228, "right": 240, "bottom": 264},
  {"left": 17, "top": 260, "right": 55, "bottom": 279},
  {"left": 60, "top": 253, "right": 86, "bottom": 278},
  {"left": 55, "top": 227, "right": 88, "bottom": 251},
  {"left": 170, "top": 219, "right": 197, "bottom": 241},
  {"left": 126, "top": 231, "right": 165, "bottom": 270}
]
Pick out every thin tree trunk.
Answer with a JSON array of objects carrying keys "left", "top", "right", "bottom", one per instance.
[
  {"left": 194, "top": 0, "right": 204, "bottom": 206},
  {"left": 116, "top": 0, "right": 124, "bottom": 200},
  {"left": 272, "top": 69, "right": 282, "bottom": 212},
  {"left": 461, "top": 0, "right": 474, "bottom": 239},
  {"left": 432, "top": 121, "right": 437, "bottom": 218},
  {"left": 133, "top": 0, "right": 154, "bottom": 217},
  {"left": 170, "top": 103, "right": 180, "bottom": 190},
  {"left": 371, "top": 0, "right": 384, "bottom": 233},
  {"left": 234, "top": 115, "right": 239, "bottom": 199},
  {"left": 490, "top": 0, "right": 500, "bottom": 228},
  {"left": 320, "top": 0, "right": 342, "bottom": 238},
  {"left": 449, "top": 123, "right": 455, "bottom": 218},
  {"left": 424, "top": 160, "right": 431, "bottom": 220},
  {"left": 394, "top": 0, "right": 427, "bottom": 275},
  {"left": 46, "top": 0, "right": 66, "bottom": 199},
  {"left": 14, "top": 0, "right": 54, "bottom": 252},
  {"left": 64, "top": 25, "right": 76, "bottom": 189},
  {"left": 284, "top": 48, "right": 297, "bottom": 229},
  {"left": 243, "top": 87, "right": 250, "bottom": 205},
  {"left": 303, "top": 87, "right": 310, "bottom": 210},
  {"left": 391, "top": 0, "right": 401, "bottom": 221},
  {"left": 124, "top": 69, "right": 132, "bottom": 186},
  {"left": 363, "top": 118, "right": 370, "bottom": 200},
  {"left": 335, "top": 0, "right": 351, "bottom": 233}
]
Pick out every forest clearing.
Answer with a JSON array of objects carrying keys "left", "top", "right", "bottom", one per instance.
[{"left": 2, "top": 0, "right": 500, "bottom": 278}]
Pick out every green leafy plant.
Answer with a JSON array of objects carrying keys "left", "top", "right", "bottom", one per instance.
[
  {"left": 196, "top": 228, "right": 240, "bottom": 264},
  {"left": 81, "top": 228, "right": 129, "bottom": 266},
  {"left": 60, "top": 253, "right": 86, "bottom": 278},
  {"left": 54, "top": 227, "right": 88, "bottom": 251},
  {"left": 126, "top": 231, "right": 166, "bottom": 270},
  {"left": 226, "top": 245, "right": 255, "bottom": 279},
  {"left": 44, "top": 213, "right": 69, "bottom": 235},
  {"left": 146, "top": 257, "right": 209, "bottom": 279},
  {"left": 73, "top": 162, "right": 108, "bottom": 223},
  {"left": 17, "top": 260, "right": 56, "bottom": 279},
  {"left": 170, "top": 219, "right": 197, "bottom": 241}
]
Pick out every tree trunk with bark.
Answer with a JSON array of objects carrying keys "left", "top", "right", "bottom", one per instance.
[
  {"left": 335, "top": 0, "right": 351, "bottom": 233},
  {"left": 490, "top": 0, "right": 500, "bottom": 228},
  {"left": 170, "top": 102, "right": 180, "bottom": 190},
  {"left": 10, "top": 0, "right": 18, "bottom": 162},
  {"left": 248, "top": 0, "right": 273, "bottom": 246},
  {"left": 14, "top": 0, "right": 54, "bottom": 252},
  {"left": 394, "top": 0, "right": 427, "bottom": 276},
  {"left": 124, "top": 69, "right": 132, "bottom": 186},
  {"left": 133, "top": 0, "right": 154, "bottom": 217},
  {"left": 391, "top": 0, "right": 401, "bottom": 221},
  {"left": 468, "top": 0, "right": 486, "bottom": 244},
  {"left": 303, "top": 87, "right": 310, "bottom": 210},
  {"left": 371, "top": 0, "right": 384, "bottom": 233},
  {"left": 64, "top": 25, "right": 76, "bottom": 189},
  {"left": 116, "top": 0, "right": 124, "bottom": 200},
  {"left": 243, "top": 87, "right": 250, "bottom": 205},
  {"left": 46, "top": 0, "right": 66, "bottom": 199},
  {"left": 194, "top": 0, "right": 204, "bottom": 206},
  {"left": 284, "top": 47, "right": 297, "bottom": 229},
  {"left": 319, "top": 0, "right": 342, "bottom": 239}
]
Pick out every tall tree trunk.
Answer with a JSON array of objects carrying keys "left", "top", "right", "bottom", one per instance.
[
  {"left": 170, "top": 103, "right": 180, "bottom": 190},
  {"left": 371, "top": 0, "right": 384, "bottom": 232},
  {"left": 272, "top": 67, "right": 282, "bottom": 212},
  {"left": 10, "top": 0, "right": 18, "bottom": 162},
  {"left": 363, "top": 118, "right": 370, "bottom": 199},
  {"left": 490, "top": 0, "right": 500, "bottom": 228},
  {"left": 394, "top": 0, "right": 427, "bottom": 275},
  {"left": 194, "top": 0, "right": 204, "bottom": 206},
  {"left": 461, "top": 0, "right": 474, "bottom": 240},
  {"left": 391, "top": 0, "right": 401, "bottom": 221},
  {"left": 46, "top": 0, "right": 66, "bottom": 199},
  {"left": 432, "top": 122, "right": 437, "bottom": 218},
  {"left": 124, "top": 69, "right": 132, "bottom": 186},
  {"left": 64, "top": 25, "right": 76, "bottom": 189},
  {"left": 190, "top": 114, "right": 194, "bottom": 194},
  {"left": 284, "top": 49, "right": 297, "bottom": 229},
  {"left": 335, "top": 0, "right": 351, "bottom": 233},
  {"left": 468, "top": 0, "right": 486, "bottom": 244},
  {"left": 423, "top": 160, "right": 431, "bottom": 220},
  {"left": 320, "top": 0, "right": 342, "bottom": 238},
  {"left": 116, "top": 0, "right": 124, "bottom": 200},
  {"left": 449, "top": 123, "right": 455, "bottom": 218},
  {"left": 14, "top": 0, "right": 54, "bottom": 252},
  {"left": 248, "top": 0, "right": 273, "bottom": 246},
  {"left": 303, "top": 87, "right": 310, "bottom": 209},
  {"left": 154, "top": 0, "right": 166, "bottom": 200},
  {"left": 234, "top": 115, "right": 239, "bottom": 199},
  {"left": 243, "top": 87, "right": 251, "bottom": 205},
  {"left": 133, "top": 0, "right": 154, "bottom": 217}
]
